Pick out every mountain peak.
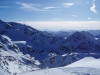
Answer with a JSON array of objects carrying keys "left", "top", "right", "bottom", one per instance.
[{"left": 70, "top": 31, "right": 86, "bottom": 41}]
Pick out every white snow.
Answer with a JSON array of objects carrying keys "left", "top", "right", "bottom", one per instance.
[
  {"left": 66, "top": 57, "right": 100, "bottom": 68},
  {"left": 94, "top": 37, "right": 99, "bottom": 40},
  {"left": 1, "top": 35, "right": 12, "bottom": 42},
  {"left": 18, "top": 57, "right": 100, "bottom": 75},
  {"left": 0, "top": 68, "right": 10, "bottom": 75},
  {"left": 12, "top": 41, "right": 26, "bottom": 44},
  {"left": 18, "top": 68, "right": 73, "bottom": 75},
  {"left": 62, "top": 54, "right": 67, "bottom": 56},
  {"left": 18, "top": 67, "right": 100, "bottom": 75}
]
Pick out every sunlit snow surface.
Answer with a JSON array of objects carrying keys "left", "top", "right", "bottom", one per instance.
[
  {"left": 12, "top": 41, "right": 26, "bottom": 44},
  {"left": 66, "top": 57, "right": 100, "bottom": 68},
  {"left": 19, "top": 57, "right": 100, "bottom": 75},
  {"left": 18, "top": 67, "right": 100, "bottom": 75}
]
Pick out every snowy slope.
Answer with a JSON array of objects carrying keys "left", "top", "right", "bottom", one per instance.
[
  {"left": 0, "top": 35, "right": 40, "bottom": 75},
  {"left": 66, "top": 57, "right": 100, "bottom": 68},
  {"left": 0, "top": 67, "right": 10, "bottom": 75},
  {"left": 19, "top": 57, "right": 100, "bottom": 75},
  {"left": 18, "top": 67, "right": 100, "bottom": 75}
]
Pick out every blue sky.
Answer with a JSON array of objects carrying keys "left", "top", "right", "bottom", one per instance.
[{"left": 0, "top": 0, "right": 100, "bottom": 30}]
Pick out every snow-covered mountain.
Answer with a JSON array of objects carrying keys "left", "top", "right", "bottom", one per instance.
[
  {"left": 0, "top": 35, "right": 40, "bottom": 75},
  {"left": 0, "top": 19, "right": 100, "bottom": 75}
]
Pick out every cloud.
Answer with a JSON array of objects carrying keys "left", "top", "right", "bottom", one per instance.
[
  {"left": 88, "top": 18, "right": 91, "bottom": 20},
  {"left": 43, "top": 7, "right": 58, "bottom": 10},
  {"left": 19, "top": 21, "right": 100, "bottom": 31},
  {"left": 17, "top": 2, "right": 58, "bottom": 11},
  {"left": 90, "top": 0, "right": 97, "bottom": 14},
  {"left": 70, "top": 15, "right": 77, "bottom": 17},
  {"left": 0, "top": 6, "right": 10, "bottom": 8},
  {"left": 62, "top": 3, "right": 75, "bottom": 7},
  {"left": 17, "top": 2, "right": 42, "bottom": 11}
]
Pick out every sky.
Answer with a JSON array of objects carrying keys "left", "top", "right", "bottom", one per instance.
[{"left": 0, "top": 0, "right": 100, "bottom": 31}]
